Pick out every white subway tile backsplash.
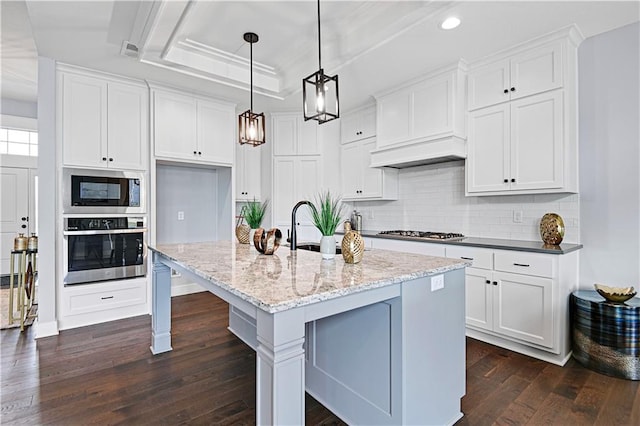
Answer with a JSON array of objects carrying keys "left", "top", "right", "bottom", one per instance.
[{"left": 346, "top": 161, "right": 580, "bottom": 243}]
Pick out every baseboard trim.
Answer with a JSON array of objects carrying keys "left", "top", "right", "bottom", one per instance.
[{"left": 33, "top": 319, "right": 59, "bottom": 338}]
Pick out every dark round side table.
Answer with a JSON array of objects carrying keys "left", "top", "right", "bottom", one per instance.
[{"left": 570, "top": 290, "right": 639, "bottom": 380}]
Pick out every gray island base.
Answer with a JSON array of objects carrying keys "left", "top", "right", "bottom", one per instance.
[{"left": 149, "top": 241, "right": 469, "bottom": 425}]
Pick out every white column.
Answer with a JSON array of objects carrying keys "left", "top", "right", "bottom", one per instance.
[
  {"left": 150, "top": 253, "right": 172, "bottom": 354},
  {"left": 256, "top": 308, "right": 306, "bottom": 425}
]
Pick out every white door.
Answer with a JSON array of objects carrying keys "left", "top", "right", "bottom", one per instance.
[
  {"left": 361, "top": 139, "right": 383, "bottom": 198},
  {"left": 467, "top": 59, "right": 510, "bottom": 111},
  {"left": 493, "top": 271, "right": 554, "bottom": 348},
  {"left": 108, "top": 82, "right": 147, "bottom": 170},
  {"left": 153, "top": 90, "right": 197, "bottom": 160},
  {"left": 340, "top": 142, "right": 361, "bottom": 199},
  {"left": 1, "top": 168, "right": 30, "bottom": 275},
  {"left": 464, "top": 268, "right": 494, "bottom": 331},
  {"left": 197, "top": 99, "right": 234, "bottom": 165}
]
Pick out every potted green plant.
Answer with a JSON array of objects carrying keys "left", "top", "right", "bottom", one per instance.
[
  {"left": 309, "top": 191, "right": 344, "bottom": 260},
  {"left": 244, "top": 198, "right": 269, "bottom": 244}
]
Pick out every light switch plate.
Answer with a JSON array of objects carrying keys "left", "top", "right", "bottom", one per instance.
[
  {"left": 431, "top": 274, "right": 444, "bottom": 291},
  {"left": 177, "top": 211, "right": 185, "bottom": 221}
]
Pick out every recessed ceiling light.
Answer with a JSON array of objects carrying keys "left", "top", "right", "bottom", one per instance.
[{"left": 441, "top": 16, "right": 461, "bottom": 30}]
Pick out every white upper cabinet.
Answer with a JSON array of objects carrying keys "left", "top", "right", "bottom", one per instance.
[
  {"left": 152, "top": 87, "right": 235, "bottom": 165},
  {"left": 235, "top": 143, "right": 262, "bottom": 201},
  {"left": 468, "top": 42, "right": 563, "bottom": 111},
  {"left": 340, "top": 138, "right": 398, "bottom": 201},
  {"left": 466, "top": 27, "right": 582, "bottom": 196},
  {"left": 272, "top": 113, "right": 319, "bottom": 156},
  {"left": 60, "top": 69, "right": 148, "bottom": 171},
  {"left": 341, "top": 105, "right": 376, "bottom": 144}
]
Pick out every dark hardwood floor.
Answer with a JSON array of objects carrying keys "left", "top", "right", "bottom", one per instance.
[{"left": 1, "top": 292, "right": 638, "bottom": 425}]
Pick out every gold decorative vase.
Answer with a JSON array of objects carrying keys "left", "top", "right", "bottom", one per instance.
[
  {"left": 540, "top": 213, "right": 565, "bottom": 245},
  {"left": 341, "top": 221, "right": 365, "bottom": 264},
  {"left": 253, "top": 228, "right": 282, "bottom": 255}
]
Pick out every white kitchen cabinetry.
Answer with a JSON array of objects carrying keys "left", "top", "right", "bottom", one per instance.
[
  {"left": 341, "top": 105, "right": 376, "bottom": 144},
  {"left": 272, "top": 113, "right": 319, "bottom": 156},
  {"left": 468, "top": 42, "right": 563, "bottom": 111},
  {"left": 153, "top": 88, "right": 235, "bottom": 165},
  {"left": 235, "top": 143, "right": 262, "bottom": 201},
  {"left": 466, "top": 27, "right": 581, "bottom": 196},
  {"left": 60, "top": 69, "right": 148, "bottom": 171},
  {"left": 370, "top": 62, "right": 466, "bottom": 167},
  {"left": 368, "top": 237, "right": 445, "bottom": 257},
  {"left": 446, "top": 245, "right": 578, "bottom": 365},
  {"left": 467, "top": 91, "right": 563, "bottom": 193},
  {"left": 341, "top": 139, "right": 398, "bottom": 201},
  {"left": 272, "top": 156, "right": 322, "bottom": 241}
]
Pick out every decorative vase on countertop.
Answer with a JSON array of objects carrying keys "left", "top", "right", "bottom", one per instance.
[
  {"left": 540, "top": 213, "right": 565, "bottom": 245},
  {"left": 320, "top": 235, "right": 337, "bottom": 260},
  {"left": 341, "top": 221, "right": 365, "bottom": 264},
  {"left": 13, "top": 233, "right": 27, "bottom": 251}
]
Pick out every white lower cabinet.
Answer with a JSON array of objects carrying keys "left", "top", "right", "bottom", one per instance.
[
  {"left": 446, "top": 245, "right": 577, "bottom": 365},
  {"left": 368, "top": 237, "right": 445, "bottom": 257}
]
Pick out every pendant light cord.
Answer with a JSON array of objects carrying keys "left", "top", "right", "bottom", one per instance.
[
  {"left": 250, "top": 40, "right": 253, "bottom": 111},
  {"left": 317, "top": 0, "right": 322, "bottom": 70}
]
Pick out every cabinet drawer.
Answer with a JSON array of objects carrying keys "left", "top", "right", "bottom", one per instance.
[
  {"left": 494, "top": 251, "right": 553, "bottom": 278},
  {"left": 67, "top": 281, "right": 147, "bottom": 315},
  {"left": 446, "top": 246, "right": 493, "bottom": 270}
]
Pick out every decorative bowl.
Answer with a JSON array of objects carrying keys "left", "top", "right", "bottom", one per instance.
[
  {"left": 540, "top": 213, "right": 565, "bottom": 245},
  {"left": 594, "top": 284, "right": 637, "bottom": 303}
]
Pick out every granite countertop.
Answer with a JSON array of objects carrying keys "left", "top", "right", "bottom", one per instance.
[
  {"left": 339, "top": 230, "right": 583, "bottom": 255},
  {"left": 150, "top": 241, "right": 469, "bottom": 313}
]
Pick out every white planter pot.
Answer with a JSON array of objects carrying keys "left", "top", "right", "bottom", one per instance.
[{"left": 320, "top": 235, "right": 336, "bottom": 260}]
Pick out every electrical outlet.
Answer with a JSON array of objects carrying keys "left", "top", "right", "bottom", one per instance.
[
  {"left": 431, "top": 274, "right": 444, "bottom": 291},
  {"left": 513, "top": 210, "right": 523, "bottom": 223},
  {"left": 177, "top": 211, "right": 185, "bottom": 221}
]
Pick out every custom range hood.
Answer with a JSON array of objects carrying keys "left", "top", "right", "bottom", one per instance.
[
  {"left": 369, "top": 60, "right": 467, "bottom": 169},
  {"left": 369, "top": 135, "right": 466, "bottom": 169}
]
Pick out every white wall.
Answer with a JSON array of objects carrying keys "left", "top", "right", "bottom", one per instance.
[
  {"left": 347, "top": 161, "right": 580, "bottom": 242},
  {"left": 578, "top": 22, "right": 640, "bottom": 290}
]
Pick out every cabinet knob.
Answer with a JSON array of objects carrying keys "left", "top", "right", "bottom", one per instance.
[
  {"left": 102, "top": 157, "right": 107, "bottom": 161},
  {"left": 21, "top": 224, "right": 27, "bottom": 229},
  {"left": 493, "top": 281, "right": 498, "bottom": 286},
  {"left": 503, "top": 179, "right": 508, "bottom": 183},
  {"left": 21, "top": 217, "right": 28, "bottom": 221},
  {"left": 511, "top": 178, "right": 516, "bottom": 183},
  {"left": 193, "top": 151, "right": 197, "bottom": 155},
  {"left": 510, "top": 87, "right": 516, "bottom": 92},
  {"left": 109, "top": 158, "right": 113, "bottom": 162},
  {"left": 485, "top": 279, "right": 491, "bottom": 284},
  {"left": 503, "top": 89, "right": 509, "bottom": 94},
  {"left": 198, "top": 151, "right": 202, "bottom": 155}
]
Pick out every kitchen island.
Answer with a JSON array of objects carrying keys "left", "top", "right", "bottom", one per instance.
[{"left": 149, "top": 241, "right": 469, "bottom": 425}]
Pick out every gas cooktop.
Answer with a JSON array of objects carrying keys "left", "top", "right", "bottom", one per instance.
[{"left": 377, "top": 230, "right": 465, "bottom": 240}]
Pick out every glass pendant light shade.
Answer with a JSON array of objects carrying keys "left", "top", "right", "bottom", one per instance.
[
  {"left": 239, "top": 32, "right": 266, "bottom": 146},
  {"left": 302, "top": 0, "right": 339, "bottom": 124},
  {"left": 238, "top": 109, "right": 265, "bottom": 146}
]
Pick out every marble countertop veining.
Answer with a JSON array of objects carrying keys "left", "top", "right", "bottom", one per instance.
[{"left": 150, "top": 241, "right": 469, "bottom": 313}]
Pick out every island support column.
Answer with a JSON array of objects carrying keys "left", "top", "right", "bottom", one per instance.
[
  {"left": 256, "top": 308, "right": 306, "bottom": 425},
  {"left": 150, "top": 254, "right": 173, "bottom": 354}
]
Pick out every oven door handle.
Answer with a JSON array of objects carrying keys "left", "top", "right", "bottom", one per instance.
[{"left": 63, "top": 228, "right": 147, "bottom": 236}]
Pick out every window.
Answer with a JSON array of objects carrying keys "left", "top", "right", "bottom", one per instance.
[{"left": 0, "top": 127, "right": 38, "bottom": 157}]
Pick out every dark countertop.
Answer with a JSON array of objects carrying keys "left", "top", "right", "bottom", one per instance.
[{"left": 337, "top": 230, "right": 583, "bottom": 255}]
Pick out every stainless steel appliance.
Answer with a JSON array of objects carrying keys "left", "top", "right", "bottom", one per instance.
[
  {"left": 377, "top": 230, "right": 465, "bottom": 240},
  {"left": 63, "top": 217, "right": 147, "bottom": 285},
  {"left": 63, "top": 168, "right": 145, "bottom": 214}
]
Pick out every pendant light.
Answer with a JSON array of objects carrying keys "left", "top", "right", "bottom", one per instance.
[
  {"left": 239, "top": 32, "right": 266, "bottom": 146},
  {"left": 302, "top": 0, "right": 339, "bottom": 124}
]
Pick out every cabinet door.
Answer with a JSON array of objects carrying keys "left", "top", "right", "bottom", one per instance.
[
  {"left": 340, "top": 112, "right": 361, "bottom": 144},
  {"left": 376, "top": 90, "right": 411, "bottom": 148},
  {"left": 153, "top": 90, "right": 196, "bottom": 160},
  {"left": 493, "top": 271, "right": 553, "bottom": 348},
  {"left": 359, "top": 107, "right": 376, "bottom": 140},
  {"left": 466, "top": 104, "right": 510, "bottom": 193},
  {"left": 465, "top": 268, "right": 493, "bottom": 331},
  {"left": 510, "top": 91, "right": 563, "bottom": 190},
  {"left": 296, "top": 157, "right": 321, "bottom": 225},
  {"left": 340, "top": 142, "right": 361, "bottom": 199},
  {"left": 272, "top": 115, "right": 297, "bottom": 156},
  {"left": 412, "top": 75, "right": 451, "bottom": 140},
  {"left": 360, "top": 139, "right": 383, "bottom": 198},
  {"left": 197, "top": 100, "right": 234, "bottom": 165},
  {"left": 107, "top": 82, "right": 147, "bottom": 170},
  {"left": 62, "top": 73, "right": 107, "bottom": 168},
  {"left": 236, "top": 144, "right": 262, "bottom": 201},
  {"left": 510, "top": 42, "right": 563, "bottom": 101},
  {"left": 273, "top": 157, "right": 296, "bottom": 225},
  {"left": 297, "top": 116, "right": 319, "bottom": 155},
  {"left": 468, "top": 59, "right": 510, "bottom": 111}
]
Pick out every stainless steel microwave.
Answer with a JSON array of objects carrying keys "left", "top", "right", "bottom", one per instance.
[{"left": 63, "top": 168, "right": 145, "bottom": 214}]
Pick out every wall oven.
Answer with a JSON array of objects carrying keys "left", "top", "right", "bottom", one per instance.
[
  {"left": 63, "top": 217, "right": 147, "bottom": 285},
  {"left": 63, "top": 168, "right": 145, "bottom": 214}
]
